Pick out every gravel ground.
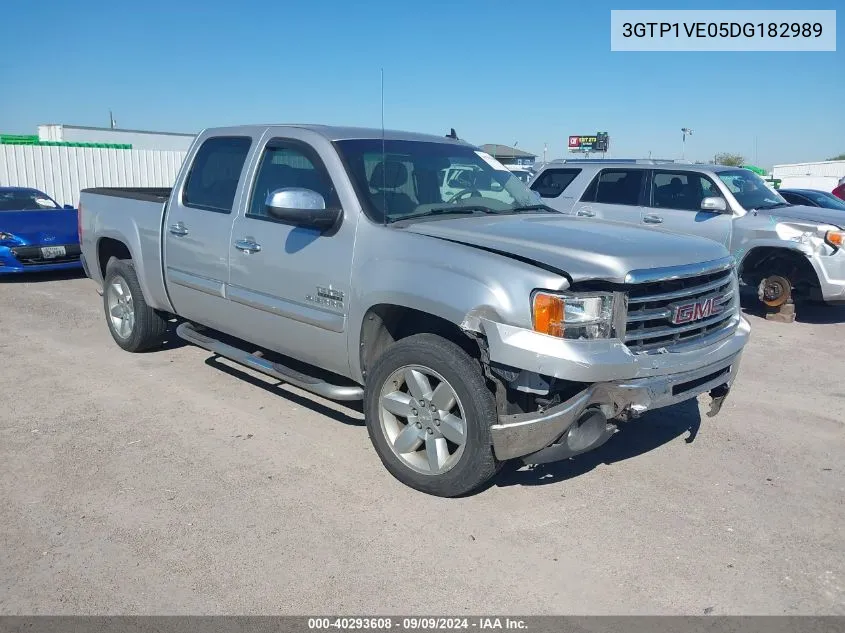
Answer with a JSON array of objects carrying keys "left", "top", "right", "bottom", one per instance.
[{"left": 1, "top": 270, "right": 843, "bottom": 615}]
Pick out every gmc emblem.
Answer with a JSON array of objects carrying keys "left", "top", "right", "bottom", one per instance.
[{"left": 671, "top": 297, "right": 722, "bottom": 325}]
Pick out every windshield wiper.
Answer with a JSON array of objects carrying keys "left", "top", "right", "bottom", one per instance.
[
  {"left": 509, "top": 204, "right": 552, "bottom": 213},
  {"left": 388, "top": 206, "right": 495, "bottom": 223},
  {"left": 753, "top": 202, "right": 791, "bottom": 210}
]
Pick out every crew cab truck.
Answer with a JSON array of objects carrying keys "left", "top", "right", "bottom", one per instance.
[
  {"left": 531, "top": 160, "right": 845, "bottom": 315},
  {"left": 79, "top": 125, "right": 750, "bottom": 497}
]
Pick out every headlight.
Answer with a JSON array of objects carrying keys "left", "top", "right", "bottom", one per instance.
[
  {"left": 532, "top": 291, "right": 615, "bottom": 340},
  {"left": 825, "top": 230, "right": 843, "bottom": 249},
  {"left": 0, "top": 232, "right": 19, "bottom": 244}
]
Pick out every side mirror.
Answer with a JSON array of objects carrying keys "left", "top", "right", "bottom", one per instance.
[
  {"left": 700, "top": 196, "right": 728, "bottom": 213},
  {"left": 265, "top": 188, "right": 341, "bottom": 231},
  {"left": 63, "top": 204, "right": 74, "bottom": 209}
]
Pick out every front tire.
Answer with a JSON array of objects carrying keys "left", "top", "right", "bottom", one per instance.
[
  {"left": 758, "top": 273, "right": 793, "bottom": 308},
  {"left": 364, "top": 333, "right": 499, "bottom": 497},
  {"left": 103, "top": 258, "right": 167, "bottom": 352}
]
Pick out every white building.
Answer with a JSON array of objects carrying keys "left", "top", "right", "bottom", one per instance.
[
  {"left": 772, "top": 160, "right": 845, "bottom": 192},
  {"left": 38, "top": 124, "right": 195, "bottom": 152}
]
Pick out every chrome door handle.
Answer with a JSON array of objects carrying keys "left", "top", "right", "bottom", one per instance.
[
  {"left": 169, "top": 222, "right": 188, "bottom": 236},
  {"left": 234, "top": 239, "right": 261, "bottom": 254},
  {"left": 643, "top": 214, "right": 664, "bottom": 224},
  {"left": 576, "top": 210, "right": 596, "bottom": 218}
]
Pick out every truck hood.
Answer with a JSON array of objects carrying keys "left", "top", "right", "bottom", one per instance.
[
  {"left": 402, "top": 214, "right": 730, "bottom": 283},
  {"left": 0, "top": 208, "right": 79, "bottom": 245},
  {"left": 758, "top": 204, "right": 845, "bottom": 228}
]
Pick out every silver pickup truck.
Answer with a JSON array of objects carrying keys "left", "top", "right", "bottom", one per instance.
[
  {"left": 79, "top": 125, "right": 750, "bottom": 497},
  {"left": 531, "top": 160, "right": 845, "bottom": 313}
]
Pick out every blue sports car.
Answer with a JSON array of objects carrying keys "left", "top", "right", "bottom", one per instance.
[{"left": 0, "top": 187, "right": 82, "bottom": 274}]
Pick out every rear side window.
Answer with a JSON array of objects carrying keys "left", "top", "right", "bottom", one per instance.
[
  {"left": 581, "top": 169, "right": 645, "bottom": 206},
  {"left": 531, "top": 168, "right": 581, "bottom": 198},
  {"left": 183, "top": 136, "right": 252, "bottom": 213},
  {"left": 779, "top": 191, "right": 807, "bottom": 205}
]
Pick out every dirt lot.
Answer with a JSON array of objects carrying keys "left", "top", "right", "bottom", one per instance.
[{"left": 1, "top": 270, "right": 843, "bottom": 615}]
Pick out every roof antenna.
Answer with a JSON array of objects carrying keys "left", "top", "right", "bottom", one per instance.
[
  {"left": 381, "top": 67, "right": 387, "bottom": 226},
  {"left": 446, "top": 128, "right": 458, "bottom": 140}
]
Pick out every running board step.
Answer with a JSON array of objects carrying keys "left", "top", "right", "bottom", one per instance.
[{"left": 175, "top": 322, "right": 364, "bottom": 401}]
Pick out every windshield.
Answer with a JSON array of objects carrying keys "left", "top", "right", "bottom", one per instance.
[
  {"left": 335, "top": 139, "right": 544, "bottom": 223},
  {"left": 0, "top": 189, "right": 60, "bottom": 211},
  {"left": 809, "top": 191, "right": 845, "bottom": 211},
  {"left": 717, "top": 170, "right": 788, "bottom": 210}
]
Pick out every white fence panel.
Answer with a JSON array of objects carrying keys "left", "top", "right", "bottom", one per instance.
[
  {"left": 0, "top": 146, "right": 187, "bottom": 207},
  {"left": 773, "top": 161, "right": 845, "bottom": 179}
]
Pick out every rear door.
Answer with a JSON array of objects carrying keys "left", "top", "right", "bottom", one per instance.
[
  {"left": 642, "top": 169, "right": 732, "bottom": 246},
  {"left": 163, "top": 135, "right": 254, "bottom": 330},
  {"left": 569, "top": 168, "right": 647, "bottom": 224}
]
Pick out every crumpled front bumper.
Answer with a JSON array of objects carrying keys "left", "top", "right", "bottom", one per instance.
[{"left": 483, "top": 316, "right": 750, "bottom": 463}]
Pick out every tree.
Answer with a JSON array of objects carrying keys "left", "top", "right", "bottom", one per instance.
[
  {"left": 714, "top": 152, "right": 745, "bottom": 166},
  {"left": 827, "top": 153, "right": 845, "bottom": 161}
]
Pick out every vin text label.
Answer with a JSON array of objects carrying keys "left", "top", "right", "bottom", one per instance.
[{"left": 611, "top": 10, "right": 836, "bottom": 51}]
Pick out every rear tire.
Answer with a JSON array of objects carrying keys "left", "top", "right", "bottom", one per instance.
[
  {"left": 364, "top": 333, "right": 500, "bottom": 497},
  {"left": 103, "top": 258, "right": 167, "bottom": 352}
]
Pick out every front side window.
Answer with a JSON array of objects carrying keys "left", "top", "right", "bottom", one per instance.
[
  {"left": 182, "top": 136, "right": 252, "bottom": 213},
  {"left": 717, "top": 169, "right": 789, "bottom": 211},
  {"left": 248, "top": 142, "right": 339, "bottom": 219},
  {"left": 531, "top": 168, "right": 581, "bottom": 198},
  {"left": 582, "top": 169, "right": 645, "bottom": 206},
  {"left": 334, "top": 140, "right": 544, "bottom": 223},
  {"left": 651, "top": 171, "right": 722, "bottom": 211},
  {"left": 779, "top": 191, "right": 808, "bottom": 206}
]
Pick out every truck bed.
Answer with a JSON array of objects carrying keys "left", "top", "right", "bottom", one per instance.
[
  {"left": 81, "top": 187, "right": 172, "bottom": 203},
  {"left": 79, "top": 186, "right": 173, "bottom": 313}
]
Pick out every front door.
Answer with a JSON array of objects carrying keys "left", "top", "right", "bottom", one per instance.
[
  {"left": 163, "top": 135, "right": 254, "bottom": 330},
  {"left": 643, "top": 169, "right": 732, "bottom": 247},
  {"left": 226, "top": 134, "right": 358, "bottom": 377}
]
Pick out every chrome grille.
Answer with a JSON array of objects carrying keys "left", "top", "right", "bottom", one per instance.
[{"left": 624, "top": 262, "right": 738, "bottom": 353}]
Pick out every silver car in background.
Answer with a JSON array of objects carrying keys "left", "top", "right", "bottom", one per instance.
[{"left": 531, "top": 160, "right": 845, "bottom": 312}]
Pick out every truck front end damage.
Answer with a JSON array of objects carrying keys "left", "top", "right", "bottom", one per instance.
[{"left": 464, "top": 257, "right": 751, "bottom": 464}]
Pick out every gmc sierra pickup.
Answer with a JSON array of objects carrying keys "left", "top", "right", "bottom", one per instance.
[{"left": 79, "top": 124, "right": 750, "bottom": 497}]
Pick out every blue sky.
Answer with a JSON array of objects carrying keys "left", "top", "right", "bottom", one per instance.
[{"left": 1, "top": 0, "right": 842, "bottom": 168}]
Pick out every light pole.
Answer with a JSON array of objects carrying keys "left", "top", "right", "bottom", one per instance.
[{"left": 681, "top": 127, "right": 693, "bottom": 160}]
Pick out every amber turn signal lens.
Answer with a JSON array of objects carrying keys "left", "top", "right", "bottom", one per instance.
[
  {"left": 533, "top": 293, "right": 565, "bottom": 337},
  {"left": 826, "top": 230, "right": 843, "bottom": 248}
]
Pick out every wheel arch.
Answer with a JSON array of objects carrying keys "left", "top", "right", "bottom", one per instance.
[
  {"left": 738, "top": 245, "right": 820, "bottom": 293},
  {"left": 358, "top": 303, "right": 483, "bottom": 383},
  {"left": 96, "top": 236, "right": 132, "bottom": 279}
]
